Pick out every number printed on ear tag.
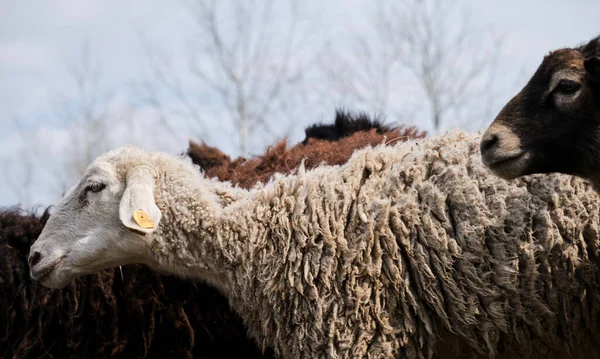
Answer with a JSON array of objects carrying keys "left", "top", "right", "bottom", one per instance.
[{"left": 133, "top": 209, "right": 155, "bottom": 229}]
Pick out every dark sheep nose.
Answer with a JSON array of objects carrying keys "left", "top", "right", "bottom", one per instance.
[
  {"left": 480, "top": 133, "right": 499, "bottom": 153},
  {"left": 29, "top": 251, "right": 42, "bottom": 268}
]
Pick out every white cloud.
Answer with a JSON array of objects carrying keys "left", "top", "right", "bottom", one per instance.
[
  {"left": 50, "top": 0, "right": 106, "bottom": 23},
  {"left": 0, "top": 42, "right": 59, "bottom": 72}
]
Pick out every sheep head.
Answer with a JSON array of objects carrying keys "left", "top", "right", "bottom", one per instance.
[
  {"left": 480, "top": 34, "right": 600, "bottom": 184},
  {"left": 29, "top": 146, "right": 164, "bottom": 289}
]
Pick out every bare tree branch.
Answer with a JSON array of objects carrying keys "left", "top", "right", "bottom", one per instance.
[
  {"left": 134, "top": 0, "right": 325, "bottom": 156},
  {"left": 378, "top": 0, "right": 502, "bottom": 131},
  {"left": 321, "top": 0, "right": 504, "bottom": 133}
]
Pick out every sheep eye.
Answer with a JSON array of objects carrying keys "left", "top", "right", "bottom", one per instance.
[
  {"left": 78, "top": 182, "right": 105, "bottom": 204},
  {"left": 555, "top": 79, "right": 581, "bottom": 95},
  {"left": 85, "top": 183, "right": 106, "bottom": 194}
]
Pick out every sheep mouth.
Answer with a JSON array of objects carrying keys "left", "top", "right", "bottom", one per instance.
[
  {"left": 31, "top": 257, "right": 64, "bottom": 282},
  {"left": 483, "top": 151, "right": 531, "bottom": 179}
]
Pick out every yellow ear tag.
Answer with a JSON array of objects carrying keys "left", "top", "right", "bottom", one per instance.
[{"left": 133, "top": 209, "right": 155, "bottom": 229}]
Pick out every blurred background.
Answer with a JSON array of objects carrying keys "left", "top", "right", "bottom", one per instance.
[{"left": 1, "top": 0, "right": 598, "bottom": 209}]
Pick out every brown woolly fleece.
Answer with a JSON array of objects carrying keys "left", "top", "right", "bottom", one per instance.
[
  {"left": 187, "top": 124, "right": 425, "bottom": 189},
  {"left": 95, "top": 131, "right": 600, "bottom": 359},
  {"left": 0, "top": 207, "right": 273, "bottom": 359}
]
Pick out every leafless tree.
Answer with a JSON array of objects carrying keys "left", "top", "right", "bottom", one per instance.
[
  {"left": 385, "top": 0, "right": 503, "bottom": 132},
  {"left": 318, "top": 24, "right": 417, "bottom": 127},
  {"left": 26, "top": 41, "right": 117, "bottom": 195},
  {"left": 134, "top": 0, "right": 326, "bottom": 156},
  {"left": 2, "top": 41, "right": 181, "bottom": 207},
  {"left": 19, "top": 42, "right": 129, "bottom": 197},
  {"left": 62, "top": 43, "right": 114, "bottom": 177},
  {"left": 322, "top": 0, "right": 503, "bottom": 133}
]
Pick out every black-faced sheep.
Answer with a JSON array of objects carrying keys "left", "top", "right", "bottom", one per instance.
[
  {"left": 27, "top": 131, "right": 600, "bottom": 359},
  {"left": 480, "top": 34, "right": 600, "bottom": 189},
  {"left": 301, "top": 109, "right": 398, "bottom": 144}
]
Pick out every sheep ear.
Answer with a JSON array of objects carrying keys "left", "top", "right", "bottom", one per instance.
[
  {"left": 584, "top": 56, "right": 600, "bottom": 83},
  {"left": 119, "top": 166, "right": 162, "bottom": 235}
]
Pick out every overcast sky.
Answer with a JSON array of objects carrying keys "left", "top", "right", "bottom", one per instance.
[{"left": 0, "top": 0, "right": 598, "bottom": 208}]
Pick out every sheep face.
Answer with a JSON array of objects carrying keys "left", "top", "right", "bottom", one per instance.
[
  {"left": 29, "top": 147, "right": 163, "bottom": 289},
  {"left": 480, "top": 35, "right": 600, "bottom": 183}
]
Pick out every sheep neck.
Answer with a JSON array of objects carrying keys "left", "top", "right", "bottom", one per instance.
[{"left": 147, "top": 177, "right": 256, "bottom": 299}]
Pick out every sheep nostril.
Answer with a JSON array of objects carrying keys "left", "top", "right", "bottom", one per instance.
[
  {"left": 29, "top": 251, "right": 42, "bottom": 268},
  {"left": 480, "top": 134, "right": 499, "bottom": 153}
]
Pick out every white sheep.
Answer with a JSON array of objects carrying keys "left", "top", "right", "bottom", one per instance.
[{"left": 28, "top": 131, "right": 600, "bottom": 359}]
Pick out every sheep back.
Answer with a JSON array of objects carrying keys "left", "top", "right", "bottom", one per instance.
[{"left": 239, "top": 131, "right": 600, "bottom": 359}]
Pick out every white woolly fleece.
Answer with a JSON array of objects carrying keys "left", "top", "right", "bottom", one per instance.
[{"left": 54, "top": 131, "right": 600, "bottom": 358}]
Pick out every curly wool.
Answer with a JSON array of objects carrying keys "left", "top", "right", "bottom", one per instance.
[
  {"left": 186, "top": 112, "right": 425, "bottom": 189},
  {"left": 1, "top": 117, "right": 425, "bottom": 359},
  {"left": 142, "top": 131, "right": 600, "bottom": 359}
]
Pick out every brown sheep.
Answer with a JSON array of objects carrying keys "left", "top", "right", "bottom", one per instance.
[
  {"left": 0, "top": 206, "right": 272, "bottom": 359},
  {"left": 187, "top": 109, "right": 425, "bottom": 188},
  {"left": 480, "top": 35, "right": 600, "bottom": 189}
]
